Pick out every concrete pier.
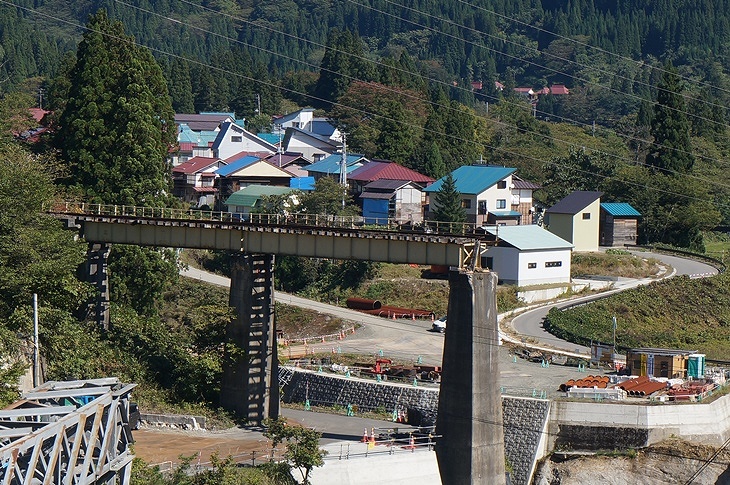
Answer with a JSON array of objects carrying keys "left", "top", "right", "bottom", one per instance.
[
  {"left": 436, "top": 268, "right": 505, "bottom": 484},
  {"left": 220, "top": 253, "right": 279, "bottom": 423}
]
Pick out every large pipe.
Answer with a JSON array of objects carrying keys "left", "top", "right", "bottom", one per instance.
[{"left": 346, "top": 297, "right": 382, "bottom": 310}]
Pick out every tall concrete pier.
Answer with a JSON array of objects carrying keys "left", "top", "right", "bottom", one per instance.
[
  {"left": 220, "top": 253, "right": 279, "bottom": 423},
  {"left": 436, "top": 268, "right": 505, "bottom": 485}
]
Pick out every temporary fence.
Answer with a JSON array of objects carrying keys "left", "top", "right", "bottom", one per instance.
[{"left": 150, "top": 447, "right": 287, "bottom": 475}]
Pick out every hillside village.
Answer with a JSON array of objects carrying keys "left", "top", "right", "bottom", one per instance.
[{"left": 169, "top": 109, "right": 642, "bottom": 288}]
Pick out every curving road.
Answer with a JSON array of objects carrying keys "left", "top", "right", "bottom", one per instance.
[
  {"left": 506, "top": 250, "right": 718, "bottom": 355},
  {"left": 183, "top": 249, "right": 718, "bottom": 364}
]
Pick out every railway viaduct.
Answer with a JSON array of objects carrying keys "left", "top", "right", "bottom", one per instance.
[{"left": 51, "top": 202, "right": 506, "bottom": 484}]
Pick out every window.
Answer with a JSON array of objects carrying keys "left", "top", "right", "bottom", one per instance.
[
  {"left": 231, "top": 136, "right": 242, "bottom": 143},
  {"left": 545, "top": 261, "right": 562, "bottom": 268},
  {"left": 462, "top": 199, "right": 472, "bottom": 209},
  {"left": 478, "top": 200, "right": 487, "bottom": 214},
  {"left": 496, "top": 199, "right": 506, "bottom": 209},
  {"left": 528, "top": 262, "right": 537, "bottom": 269},
  {"left": 481, "top": 256, "right": 493, "bottom": 269},
  {"left": 582, "top": 212, "right": 591, "bottom": 220},
  {"left": 497, "top": 180, "right": 507, "bottom": 189}
]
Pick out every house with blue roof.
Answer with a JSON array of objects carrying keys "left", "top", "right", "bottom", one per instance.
[
  {"left": 600, "top": 202, "right": 641, "bottom": 247},
  {"left": 424, "top": 165, "right": 539, "bottom": 226},
  {"left": 480, "top": 225, "right": 573, "bottom": 286},
  {"left": 305, "top": 154, "right": 370, "bottom": 182}
]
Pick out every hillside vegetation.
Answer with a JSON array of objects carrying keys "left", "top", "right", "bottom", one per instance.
[{"left": 545, "top": 273, "right": 730, "bottom": 360}]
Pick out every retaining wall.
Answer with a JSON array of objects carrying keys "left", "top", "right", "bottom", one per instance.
[{"left": 282, "top": 368, "right": 550, "bottom": 485}]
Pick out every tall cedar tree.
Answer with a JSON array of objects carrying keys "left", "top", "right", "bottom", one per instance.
[
  {"left": 431, "top": 173, "right": 467, "bottom": 223},
  {"left": 645, "top": 61, "right": 694, "bottom": 174},
  {"left": 55, "top": 10, "right": 176, "bottom": 206}
]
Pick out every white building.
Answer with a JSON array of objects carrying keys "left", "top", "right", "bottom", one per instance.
[{"left": 481, "top": 225, "right": 573, "bottom": 286}]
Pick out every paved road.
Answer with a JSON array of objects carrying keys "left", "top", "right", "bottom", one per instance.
[
  {"left": 182, "top": 266, "right": 446, "bottom": 365},
  {"left": 506, "top": 249, "right": 718, "bottom": 355}
]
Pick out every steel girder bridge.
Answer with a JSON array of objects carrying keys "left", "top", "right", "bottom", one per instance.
[
  {"left": 50, "top": 202, "right": 498, "bottom": 432},
  {"left": 0, "top": 378, "right": 136, "bottom": 485}
]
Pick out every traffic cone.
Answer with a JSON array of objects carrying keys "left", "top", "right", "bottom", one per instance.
[
  {"left": 411, "top": 313, "right": 415, "bottom": 321},
  {"left": 370, "top": 428, "right": 376, "bottom": 445},
  {"left": 361, "top": 428, "right": 368, "bottom": 443},
  {"left": 392, "top": 312, "right": 397, "bottom": 320},
  {"left": 321, "top": 336, "right": 326, "bottom": 343}
]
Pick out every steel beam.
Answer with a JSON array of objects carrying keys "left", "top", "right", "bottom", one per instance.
[{"left": 0, "top": 378, "right": 136, "bottom": 485}]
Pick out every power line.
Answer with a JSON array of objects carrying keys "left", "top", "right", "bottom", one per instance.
[
  {"left": 5, "top": 0, "right": 730, "bottom": 212},
  {"left": 104, "top": 0, "right": 730, "bottom": 188}
]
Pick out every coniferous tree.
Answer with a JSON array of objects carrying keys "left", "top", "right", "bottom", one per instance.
[
  {"left": 55, "top": 10, "right": 176, "bottom": 206},
  {"left": 431, "top": 173, "right": 466, "bottom": 224},
  {"left": 645, "top": 62, "right": 694, "bottom": 174}
]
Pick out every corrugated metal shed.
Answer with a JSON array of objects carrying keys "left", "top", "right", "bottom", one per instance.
[
  {"left": 601, "top": 202, "right": 641, "bottom": 217},
  {"left": 423, "top": 166, "right": 516, "bottom": 195},
  {"left": 482, "top": 224, "right": 573, "bottom": 250}
]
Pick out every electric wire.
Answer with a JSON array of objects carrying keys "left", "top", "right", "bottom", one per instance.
[
  {"left": 170, "top": 0, "right": 730, "bottom": 174},
  {"left": 5, "top": 1, "right": 730, "bottom": 211},
  {"left": 100, "top": 0, "right": 730, "bottom": 189}
]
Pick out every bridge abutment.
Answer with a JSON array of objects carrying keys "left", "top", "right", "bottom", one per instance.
[
  {"left": 220, "top": 253, "right": 279, "bottom": 424},
  {"left": 436, "top": 268, "right": 505, "bottom": 485}
]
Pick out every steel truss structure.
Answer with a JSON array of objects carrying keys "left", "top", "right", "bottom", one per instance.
[{"left": 0, "top": 377, "right": 136, "bottom": 484}]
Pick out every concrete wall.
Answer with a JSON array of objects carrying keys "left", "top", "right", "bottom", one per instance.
[
  {"left": 550, "top": 393, "right": 730, "bottom": 449},
  {"left": 282, "top": 368, "right": 550, "bottom": 485}
]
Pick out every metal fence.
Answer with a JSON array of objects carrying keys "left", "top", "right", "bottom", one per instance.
[{"left": 48, "top": 200, "right": 487, "bottom": 236}]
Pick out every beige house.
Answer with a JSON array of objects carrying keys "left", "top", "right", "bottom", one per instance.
[{"left": 545, "top": 191, "right": 602, "bottom": 252}]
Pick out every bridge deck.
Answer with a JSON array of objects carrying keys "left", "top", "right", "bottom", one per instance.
[{"left": 50, "top": 203, "right": 495, "bottom": 267}]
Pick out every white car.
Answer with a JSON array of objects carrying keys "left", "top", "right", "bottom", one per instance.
[{"left": 432, "top": 316, "right": 447, "bottom": 333}]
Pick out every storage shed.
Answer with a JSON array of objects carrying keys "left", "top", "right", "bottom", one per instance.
[
  {"left": 626, "top": 348, "right": 700, "bottom": 379},
  {"left": 600, "top": 202, "right": 641, "bottom": 247}
]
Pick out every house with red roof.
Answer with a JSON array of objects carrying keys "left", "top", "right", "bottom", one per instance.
[
  {"left": 172, "top": 156, "right": 227, "bottom": 207},
  {"left": 347, "top": 161, "right": 435, "bottom": 194},
  {"left": 330, "top": 160, "right": 434, "bottom": 224},
  {"left": 549, "top": 84, "right": 570, "bottom": 95}
]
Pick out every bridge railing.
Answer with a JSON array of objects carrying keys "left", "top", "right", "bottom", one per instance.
[{"left": 49, "top": 201, "right": 486, "bottom": 236}]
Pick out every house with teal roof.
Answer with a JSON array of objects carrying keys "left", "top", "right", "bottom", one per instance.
[
  {"left": 600, "top": 202, "right": 641, "bottom": 247},
  {"left": 305, "top": 154, "right": 370, "bottom": 182},
  {"left": 424, "top": 165, "right": 538, "bottom": 226},
  {"left": 480, "top": 225, "right": 573, "bottom": 286}
]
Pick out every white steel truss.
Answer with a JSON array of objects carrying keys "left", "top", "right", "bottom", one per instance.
[{"left": 0, "top": 377, "right": 136, "bottom": 484}]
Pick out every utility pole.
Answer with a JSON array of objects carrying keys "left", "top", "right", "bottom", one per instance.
[
  {"left": 38, "top": 88, "right": 45, "bottom": 110},
  {"left": 339, "top": 133, "right": 347, "bottom": 209},
  {"left": 275, "top": 124, "right": 283, "bottom": 167},
  {"left": 255, "top": 94, "right": 261, "bottom": 115},
  {"left": 33, "top": 293, "right": 40, "bottom": 387}
]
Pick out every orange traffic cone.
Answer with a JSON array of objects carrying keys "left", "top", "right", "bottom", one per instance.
[
  {"left": 411, "top": 313, "right": 415, "bottom": 321},
  {"left": 370, "top": 428, "right": 376, "bottom": 445},
  {"left": 321, "top": 336, "right": 326, "bottom": 343},
  {"left": 361, "top": 428, "right": 368, "bottom": 443},
  {"left": 392, "top": 312, "right": 397, "bottom": 321}
]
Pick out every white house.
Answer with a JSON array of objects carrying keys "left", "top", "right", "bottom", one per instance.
[
  {"left": 282, "top": 127, "right": 342, "bottom": 162},
  {"left": 171, "top": 156, "right": 227, "bottom": 207},
  {"left": 212, "top": 122, "right": 278, "bottom": 160},
  {"left": 480, "top": 225, "right": 573, "bottom": 286},
  {"left": 274, "top": 108, "right": 342, "bottom": 141},
  {"left": 424, "top": 165, "right": 538, "bottom": 226}
]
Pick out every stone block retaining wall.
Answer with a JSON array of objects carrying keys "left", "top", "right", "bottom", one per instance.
[{"left": 282, "top": 367, "right": 550, "bottom": 485}]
